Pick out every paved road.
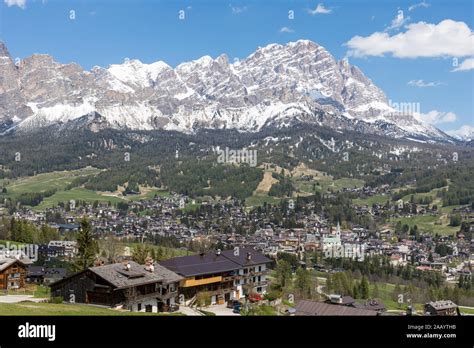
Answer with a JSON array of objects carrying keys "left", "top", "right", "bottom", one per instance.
[
  {"left": 0, "top": 295, "right": 47, "bottom": 303},
  {"left": 204, "top": 304, "right": 240, "bottom": 316},
  {"left": 177, "top": 306, "right": 204, "bottom": 316}
]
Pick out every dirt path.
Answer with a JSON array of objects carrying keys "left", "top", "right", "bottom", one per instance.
[{"left": 254, "top": 171, "right": 279, "bottom": 195}]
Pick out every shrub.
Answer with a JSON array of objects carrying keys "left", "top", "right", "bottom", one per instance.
[{"left": 49, "top": 296, "right": 64, "bottom": 304}]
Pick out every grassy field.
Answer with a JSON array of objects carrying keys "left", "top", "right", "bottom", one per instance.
[
  {"left": 2, "top": 167, "right": 101, "bottom": 197},
  {"left": 459, "top": 306, "right": 474, "bottom": 315},
  {"left": 353, "top": 194, "right": 390, "bottom": 206},
  {"left": 0, "top": 240, "right": 26, "bottom": 247},
  {"left": 295, "top": 175, "right": 364, "bottom": 195},
  {"left": 368, "top": 282, "right": 404, "bottom": 310},
  {"left": 389, "top": 214, "right": 459, "bottom": 236},
  {"left": 1, "top": 168, "right": 173, "bottom": 211},
  {"left": 245, "top": 194, "right": 281, "bottom": 207},
  {"left": 400, "top": 186, "right": 447, "bottom": 203},
  {"left": 0, "top": 167, "right": 130, "bottom": 210},
  {"left": 245, "top": 171, "right": 364, "bottom": 208},
  {"left": 35, "top": 188, "right": 125, "bottom": 210},
  {"left": 127, "top": 189, "right": 171, "bottom": 201},
  {"left": 183, "top": 202, "right": 202, "bottom": 212},
  {"left": 0, "top": 302, "right": 185, "bottom": 316},
  {"left": 0, "top": 285, "right": 50, "bottom": 298}
]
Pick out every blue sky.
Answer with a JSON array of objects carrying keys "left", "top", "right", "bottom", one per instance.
[{"left": 1, "top": 0, "right": 473, "bottom": 134}]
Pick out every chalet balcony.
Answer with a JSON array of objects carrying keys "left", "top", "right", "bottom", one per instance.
[
  {"left": 132, "top": 289, "right": 177, "bottom": 302},
  {"left": 157, "top": 287, "right": 177, "bottom": 299},
  {"left": 250, "top": 280, "right": 268, "bottom": 287},
  {"left": 249, "top": 270, "right": 266, "bottom": 276},
  {"left": 181, "top": 276, "right": 222, "bottom": 287}
]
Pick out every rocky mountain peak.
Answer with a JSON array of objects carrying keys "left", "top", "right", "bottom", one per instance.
[
  {"left": 0, "top": 40, "right": 451, "bottom": 142},
  {"left": 0, "top": 41, "right": 12, "bottom": 59}
]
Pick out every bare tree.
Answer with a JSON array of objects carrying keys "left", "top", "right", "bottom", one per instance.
[
  {"left": 100, "top": 234, "right": 120, "bottom": 264},
  {"left": 124, "top": 287, "right": 139, "bottom": 311}
]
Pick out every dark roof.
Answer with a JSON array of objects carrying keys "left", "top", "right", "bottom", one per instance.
[
  {"left": 28, "top": 266, "right": 46, "bottom": 276},
  {"left": 45, "top": 268, "right": 67, "bottom": 278},
  {"left": 159, "top": 253, "right": 239, "bottom": 277},
  {"left": 28, "top": 266, "right": 67, "bottom": 277},
  {"left": 295, "top": 300, "right": 378, "bottom": 316},
  {"left": 352, "top": 299, "right": 386, "bottom": 311},
  {"left": 51, "top": 261, "right": 182, "bottom": 290},
  {"left": 341, "top": 296, "right": 355, "bottom": 305},
  {"left": 90, "top": 261, "right": 183, "bottom": 289},
  {"left": 159, "top": 248, "right": 272, "bottom": 277},
  {"left": 221, "top": 247, "right": 272, "bottom": 267},
  {"left": 52, "top": 224, "right": 80, "bottom": 230}
]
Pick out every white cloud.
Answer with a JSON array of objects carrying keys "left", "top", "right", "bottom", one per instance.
[
  {"left": 409, "top": 1, "right": 430, "bottom": 11},
  {"left": 307, "top": 3, "right": 332, "bottom": 15},
  {"left": 452, "top": 57, "right": 474, "bottom": 72},
  {"left": 414, "top": 110, "right": 457, "bottom": 124},
  {"left": 230, "top": 5, "right": 247, "bottom": 14},
  {"left": 446, "top": 125, "right": 474, "bottom": 139},
  {"left": 279, "top": 26, "right": 294, "bottom": 33},
  {"left": 4, "top": 0, "right": 26, "bottom": 8},
  {"left": 385, "top": 10, "right": 410, "bottom": 31},
  {"left": 346, "top": 20, "right": 474, "bottom": 58},
  {"left": 407, "top": 79, "right": 442, "bottom": 87}
]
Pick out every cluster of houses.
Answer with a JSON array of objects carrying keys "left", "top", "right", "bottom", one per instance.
[
  {"left": 2, "top": 190, "right": 473, "bottom": 287},
  {"left": 294, "top": 298, "right": 460, "bottom": 316},
  {"left": 1, "top": 187, "right": 472, "bottom": 316},
  {"left": 49, "top": 247, "right": 271, "bottom": 313},
  {"left": 0, "top": 256, "right": 70, "bottom": 290}
]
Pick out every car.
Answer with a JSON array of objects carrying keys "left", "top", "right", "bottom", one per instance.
[
  {"left": 232, "top": 303, "right": 241, "bottom": 314},
  {"left": 227, "top": 300, "right": 240, "bottom": 309},
  {"left": 169, "top": 304, "right": 180, "bottom": 312}
]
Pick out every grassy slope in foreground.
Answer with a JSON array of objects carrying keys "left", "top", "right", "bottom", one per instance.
[{"left": 0, "top": 302, "right": 184, "bottom": 316}]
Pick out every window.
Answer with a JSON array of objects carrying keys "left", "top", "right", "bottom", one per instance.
[
  {"left": 257, "top": 287, "right": 262, "bottom": 293},
  {"left": 137, "top": 303, "right": 142, "bottom": 311}
]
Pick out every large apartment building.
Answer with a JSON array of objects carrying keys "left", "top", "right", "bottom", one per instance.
[{"left": 160, "top": 247, "right": 271, "bottom": 305}]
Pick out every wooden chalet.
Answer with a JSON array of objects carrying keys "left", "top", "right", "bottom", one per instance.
[
  {"left": 0, "top": 258, "right": 27, "bottom": 290},
  {"left": 50, "top": 260, "right": 183, "bottom": 313}
]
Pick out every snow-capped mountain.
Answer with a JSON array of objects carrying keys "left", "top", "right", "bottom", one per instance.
[
  {"left": 446, "top": 125, "right": 474, "bottom": 141},
  {"left": 0, "top": 40, "right": 451, "bottom": 141}
]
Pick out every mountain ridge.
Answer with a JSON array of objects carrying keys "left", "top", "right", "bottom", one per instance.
[{"left": 0, "top": 39, "right": 453, "bottom": 142}]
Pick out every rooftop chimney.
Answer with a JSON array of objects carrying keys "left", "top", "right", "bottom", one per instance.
[
  {"left": 125, "top": 262, "right": 131, "bottom": 271},
  {"left": 144, "top": 256, "right": 154, "bottom": 272},
  {"left": 247, "top": 252, "right": 252, "bottom": 261}
]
